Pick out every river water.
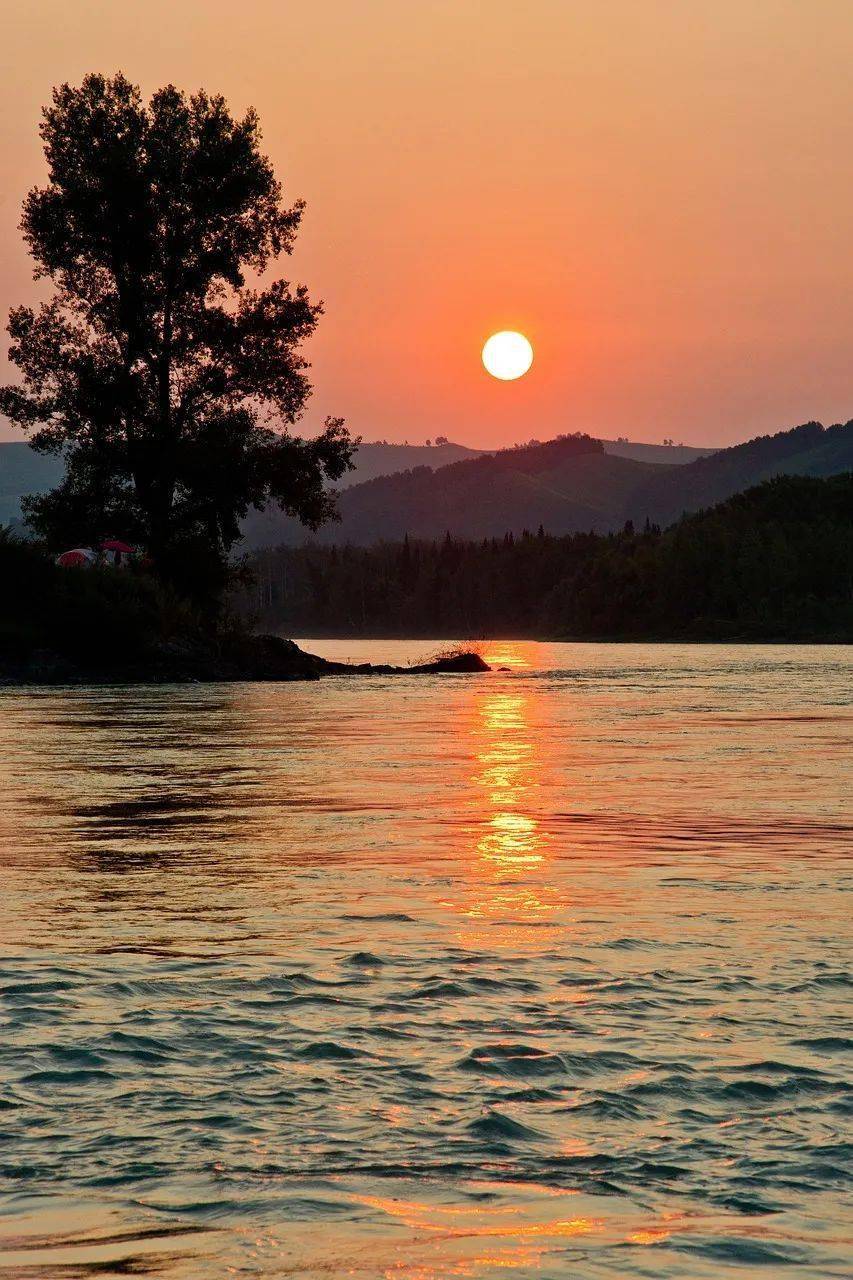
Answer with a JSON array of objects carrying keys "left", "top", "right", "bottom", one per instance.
[{"left": 0, "top": 641, "right": 850, "bottom": 1278}]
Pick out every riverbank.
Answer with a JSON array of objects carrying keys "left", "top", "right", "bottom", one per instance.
[
  {"left": 1, "top": 533, "right": 489, "bottom": 685},
  {"left": 0, "top": 633, "right": 489, "bottom": 685}
]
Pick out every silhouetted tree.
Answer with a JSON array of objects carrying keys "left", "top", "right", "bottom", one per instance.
[{"left": 0, "top": 73, "right": 355, "bottom": 601}]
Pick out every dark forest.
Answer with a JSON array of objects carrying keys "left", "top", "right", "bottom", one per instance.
[{"left": 242, "top": 474, "right": 853, "bottom": 642}]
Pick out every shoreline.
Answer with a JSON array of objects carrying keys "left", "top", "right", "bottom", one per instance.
[
  {"left": 288, "top": 631, "right": 851, "bottom": 646},
  {"left": 0, "top": 635, "right": 490, "bottom": 687}
]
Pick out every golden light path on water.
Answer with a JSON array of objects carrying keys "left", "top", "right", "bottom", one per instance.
[
  {"left": 0, "top": 640, "right": 850, "bottom": 1278},
  {"left": 448, "top": 668, "right": 562, "bottom": 951}
]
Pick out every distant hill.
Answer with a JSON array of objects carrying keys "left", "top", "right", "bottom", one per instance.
[
  {"left": 337, "top": 440, "right": 484, "bottom": 484},
  {"left": 0, "top": 442, "right": 64, "bottom": 529},
  {"left": 600, "top": 438, "right": 716, "bottom": 464},
  {"left": 241, "top": 436, "right": 717, "bottom": 544},
  {"left": 3, "top": 422, "right": 847, "bottom": 548},
  {"left": 0, "top": 432, "right": 712, "bottom": 532},
  {"left": 241, "top": 433, "right": 648, "bottom": 547},
  {"left": 241, "top": 439, "right": 485, "bottom": 547},
  {"left": 634, "top": 420, "right": 853, "bottom": 526},
  {"left": 243, "top": 419, "right": 852, "bottom": 547},
  {"left": 0, "top": 436, "right": 488, "bottom": 531}
]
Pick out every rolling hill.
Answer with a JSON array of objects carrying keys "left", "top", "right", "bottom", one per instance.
[
  {"left": 2, "top": 421, "right": 848, "bottom": 548},
  {"left": 633, "top": 419, "right": 853, "bottom": 526},
  {"left": 243, "top": 435, "right": 651, "bottom": 546},
  {"left": 0, "top": 433, "right": 711, "bottom": 536},
  {"left": 243, "top": 419, "right": 852, "bottom": 547},
  {"left": 599, "top": 439, "right": 716, "bottom": 464}
]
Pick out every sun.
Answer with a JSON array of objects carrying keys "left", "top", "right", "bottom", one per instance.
[{"left": 482, "top": 331, "right": 533, "bottom": 381}]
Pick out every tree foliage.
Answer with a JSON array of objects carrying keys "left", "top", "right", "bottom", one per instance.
[{"left": 0, "top": 72, "right": 355, "bottom": 596}]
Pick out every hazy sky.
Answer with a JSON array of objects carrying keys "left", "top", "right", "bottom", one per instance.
[{"left": 1, "top": 0, "right": 851, "bottom": 446}]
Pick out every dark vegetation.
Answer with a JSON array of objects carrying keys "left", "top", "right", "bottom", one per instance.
[
  {"left": 0, "top": 73, "right": 354, "bottom": 606},
  {"left": 243, "top": 474, "right": 853, "bottom": 642},
  {"left": 0, "top": 528, "right": 212, "bottom": 681},
  {"left": 0, "top": 532, "right": 488, "bottom": 683},
  {"left": 0, "top": 73, "right": 374, "bottom": 683}
]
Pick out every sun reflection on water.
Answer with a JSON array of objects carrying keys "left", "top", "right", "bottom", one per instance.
[
  {"left": 0, "top": 642, "right": 850, "bottom": 1278},
  {"left": 472, "top": 685, "right": 546, "bottom": 869},
  {"left": 446, "top": 645, "right": 570, "bottom": 946},
  {"left": 331, "top": 1181, "right": 690, "bottom": 1278},
  {"left": 481, "top": 641, "right": 539, "bottom": 670}
]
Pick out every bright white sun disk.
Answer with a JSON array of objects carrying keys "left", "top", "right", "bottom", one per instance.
[{"left": 482, "top": 331, "right": 533, "bottom": 380}]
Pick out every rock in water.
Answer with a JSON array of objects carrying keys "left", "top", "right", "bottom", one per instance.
[
  {"left": 411, "top": 652, "right": 490, "bottom": 673},
  {"left": 306, "top": 648, "right": 490, "bottom": 676}
]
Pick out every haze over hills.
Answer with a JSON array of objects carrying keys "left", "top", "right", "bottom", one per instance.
[
  {"left": 596, "top": 439, "right": 717, "bottom": 465},
  {"left": 340, "top": 436, "right": 716, "bottom": 478},
  {"left": 336, "top": 440, "right": 483, "bottom": 485},
  {"left": 0, "top": 442, "right": 63, "bottom": 528}
]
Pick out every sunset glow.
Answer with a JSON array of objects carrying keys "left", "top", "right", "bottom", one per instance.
[{"left": 1, "top": 2, "right": 851, "bottom": 446}]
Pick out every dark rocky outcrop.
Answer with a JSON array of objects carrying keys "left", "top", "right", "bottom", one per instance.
[
  {"left": 0, "top": 633, "right": 489, "bottom": 685},
  {"left": 318, "top": 649, "right": 490, "bottom": 676}
]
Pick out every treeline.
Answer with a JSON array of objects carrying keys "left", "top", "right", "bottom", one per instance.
[{"left": 241, "top": 474, "right": 853, "bottom": 641}]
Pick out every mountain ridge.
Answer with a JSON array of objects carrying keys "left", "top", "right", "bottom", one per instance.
[
  {"left": 242, "top": 419, "right": 851, "bottom": 548},
  {"left": 2, "top": 422, "right": 848, "bottom": 548}
]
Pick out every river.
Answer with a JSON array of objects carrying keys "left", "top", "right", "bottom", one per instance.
[{"left": 0, "top": 641, "right": 850, "bottom": 1277}]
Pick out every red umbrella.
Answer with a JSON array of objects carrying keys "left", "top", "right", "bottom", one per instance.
[{"left": 100, "top": 539, "right": 136, "bottom": 567}]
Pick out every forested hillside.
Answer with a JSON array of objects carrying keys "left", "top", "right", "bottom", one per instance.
[
  {"left": 242, "top": 433, "right": 658, "bottom": 547},
  {"left": 242, "top": 474, "right": 853, "bottom": 642},
  {"left": 634, "top": 420, "right": 853, "bottom": 526}
]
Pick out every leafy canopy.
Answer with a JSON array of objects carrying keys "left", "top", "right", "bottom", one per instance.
[{"left": 0, "top": 72, "right": 355, "bottom": 589}]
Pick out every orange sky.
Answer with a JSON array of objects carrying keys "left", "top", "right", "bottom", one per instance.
[{"left": 1, "top": 0, "right": 851, "bottom": 447}]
